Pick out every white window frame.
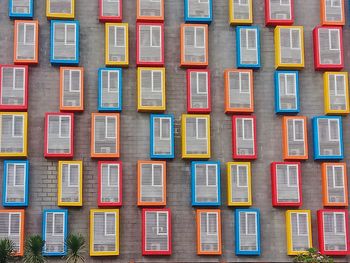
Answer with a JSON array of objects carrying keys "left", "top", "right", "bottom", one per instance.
[
  {"left": 11, "top": 0, "right": 31, "bottom": 14},
  {"left": 326, "top": 212, "right": 345, "bottom": 235},
  {"left": 287, "top": 29, "right": 301, "bottom": 50},
  {"left": 65, "top": 69, "right": 81, "bottom": 93},
  {"left": 280, "top": 0, "right": 291, "bottom": 5},
  {"left": 330, "top": 74, "right": 345, "bottom": 96},
  {"left": 51, "top": 213, "right": 64, "bottom": 237},
  {"left": 12, "top": 115, "right": 23, "bottom": 138},
  {"left": 286, "top": 165, "right": 298, "bottom": 187},
  {"left": 243, "top": 212, "right": 257, "bottom": 235},
  {"left": 239, "top": 72, "right": 251, "bottom": 94},
  {"left": 158, "top": 117, "right": 171, "bottom": 140},
  {"left": 195, "top": 118, "right": 207, "bottom": 140},
  {"left": 105, "top": 116, "right": 117, "bottom": 139},
  {"left": 295, "top": 212, "right": 309, "bottom": 236},
  {"left": 292, "top": 119, "right": 304, "bottom": 142},
  {"left": 58, "top": 116, "right": 71, "bottom": 139},
  {"left": 194, "top": 27, "right": 205, "bottom": 48},
  {"left": 66, "top": 164, "right": 80, "bottom": 187},
  {"left": 206, "top": 212, "right": 218, "bottom": 236},
  {"left": 150, "top": 70, "right": 163, "bottom": 92},
  {"left": 204, "top": 164, "right": 217, "bottom": 187},
  {"left": 194, "top": 72, "right": 208, "bottom": 95},
  {"left": 328, "top": 29, "right": 340, "bottom": 51},
  {"left": 328, "top": 119, "right": 340, "bottom": 142},
  {"left": 148, "top": 26, "right": 161, "bottom": 48},
  {"left": 107, "top": 164, "right": 119, "bottom": 187},
  {"left": 236, "top": 165, "right": 248, "bottom": 187},
  {"left": 150, "top": 164, "right": 163, "bottom": 187},
  {"left": 12, "top": 163, "right": 25, "bottom": 187},
  {"left": 156, "top": 212, "right": 168, "bottom": 236},
  {"left": 106, "top": 70, "right": 119, "bottom": 93},
  {"left": 113, "top": 26, "right": 126, "bottom": 48},
  {"left": 49, "top": 0, "right": 73, "bottom": 14},
  {"left": 63, "top": 24, "right": 76, "bottom": 46},
  {"left": 8, "top": 213, "right": 20, "bottom": 237},
  {"left": 104, "top": 212, "right": 116, "bottom": 236},
  {"left": 241, "top": 28, "right": 257, "bottom": 51},
  {"left": 280, "top": 73, "right": 296, "bottom": 96},
  {"left": 238, "top": 118, "right": 254, "bottom": 141},
  {"left": 11, "top": 68, "right": 25, "bottom": 91},
  {"left": 18, "top": 22, "right": 35, "bottom": 47},
  {"left": 330, "top": 0, "right": 341, "bottom": 8},
  {"left": 238, "top": 0, "right": 249, "bottom": 6},
  {"left": 330, "top": 165, "right": 344, "bottom": 189}
]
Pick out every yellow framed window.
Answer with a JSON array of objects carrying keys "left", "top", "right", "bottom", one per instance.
[
  {"left": 274, "top": 26, "right": 304, "bottom": 69},
  {"left": 324, "top": 72, "right": 349, "bottom": 115},
  {"left": 137, "top": 67, "right": 166, "bottom": 112},
  {"left": 0, "top": 112, "right": 27, "bottom": 157},
  {"left": 229, "top": 0, "right": 253, "bottom": 25},
  {"left": 90, "top": 209, "right": 119, "bottom": 256},
  {"left": 227, "top": 162, "right": 252, "bottom": 206},
  {"left": 58, "top": 161, "right": 83, "bottom": 206},
  {"left": 46, "top": 0, "right": 75, "bottom": 19},
  {"left": 105, "top": 23, "right": 129, "bottom": 67},
  {"left": 286, "top": 210, "right": 312, "bottom": 255},
  {"left": 181, "top": 114, "right": 210, "bottom": 159}
]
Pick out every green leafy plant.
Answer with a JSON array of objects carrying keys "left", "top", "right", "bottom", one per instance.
[
  {"left": 293, "top": 248, "right": 334, "bottom": 263},
  {"left": 23, "top": 235, "right": 46, "bottom": 263},
  {"left": 0, "top": 238, "right": 17, "bottom": 263},
  {"left": 64, "top": 234, "right": 86, "bottom": 263}
]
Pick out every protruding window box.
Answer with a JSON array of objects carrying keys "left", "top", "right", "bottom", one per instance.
[
  {"left": 236, "top": 26, "right": 261, "bottom": 69},
  {"left": 187, "top": 69, "right": 211, "bottom": 113},
  {"left": 265, "top": 0, "right": 294, "bottom": 26},
  {"left": 9, "top": 0, "right": 34, "bottom": 19},
  {"left": 98, "top": 161, "right": 122, "bottom": 207},
  {"left": 105, "top": 23, "right": 129, "bottom": 67},
  {"left": 60, "top": 67, "right": 84, "bottom": 112},
  {"left": 320, "top": 0, "right": 345, "bottom": 26},
  {"left": 229, "top": 0, "right": 253, "bottom": 25},
  {"left": 324, "top": 72, "right": 349, "bottom": 115},
  {"left": 98, "top": 68, "right": 122, "bottom": 112},
  {"left": 150, "top": 114, "right": 174, "bottom": 159},
  {"left": 274, "top": 71, "right": 299, "bottom": 114},
  {"left": 137, "top": 0, "right": 164, "bottom": 22},
  {"left": 184, "top": 0, "right": 213, "bottom": 24},
  {"left": 14, "top": 20, "right": 39, "bottom": 65},
  {"left": 227, "top": 162, "right": 252, "bottom": 206},
  {"left": 46, "top": 0, "right": 75, "bottom": 19},
  {"left": 232, "top": 115, "right": 257, "bottom": 160},
  {"left": 99, "top": 0, "right": 122, "bottom": 22}
]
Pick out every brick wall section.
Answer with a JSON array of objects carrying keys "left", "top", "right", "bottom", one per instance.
[{"left": 0, "top": 0, "right": 349, "bottom": 262}]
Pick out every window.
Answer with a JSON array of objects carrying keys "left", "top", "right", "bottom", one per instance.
[
  {"left": 58, "top": 116, "right": 70, "bottom": 138},
  {"left": 52, "top": 213, "right": 64, "bottom": 237},
  {"left": 151, "top": 164, "right": 163, "bottom": 186},
  {"left": 67, "top": 70, "right": 81, "bottom": 92},
  {"left": 296, "top": 213, "right": 309, "bottom": 236},
  {"left": 12, "top": 115, "right": 23, "bottom": 138},
  {"left": 156, "top": 212, "right": 168, "bottom": 235},
  {"left": 330, "top": 74, "right": 345, "bottom": 96},
  {"left": 287, "top": 165, "right": 298, "bottom": 187},
  {"left": 293, "top": 119, "right": 304, "bottom": 141},
  {"left": 205, "top": 165, "right": 217, "bottom": 186},
  {"left": 107, "top": 164, "right": 119, "bottom": 187},
  {"left": 159, "top": 118, "right": 170, "bottom": 140},
  {"left": 66, "top": 164, "right": 79, "bottom": 187},
  {"left": 107, "top": 71, "right": 119, "bottom": 93},
  {"left": 64, "top": 24, "right": 76, "bottom": 46},
  {"left": 242, "top": 29, "right": 256, "bottom": 50},
  {"left": 195, "top": 72, "right": 208, "bottom": 94},
  {"left": 12, "top": 164, "right": 25, "bottom": 187},
  {"left": 280, "top": 73, "right": 296, "bottom": 95},
  {"left": 239, "top": 72, "right": 250, "bottom": 94},
  {"left": 149, "top": 26, "right": 161, "bottom": 47},
  {"left": 8, "top": 213, "right": 20, "bottom": 236},
  {"left": 194, "top": 27, "right": 205, "bottom": 48},
  {"left": 329, "top": 29, "right": 340, "bottom": 51},
  {"left": 289, "top": 29, "right": 300, "bottom": 49},
  {"left": 18, "top": 23, "right": 35, "bottom": 46},
  {"left": 104, "top": 213, "right": 116, "bottom": 236},
  {"left": 206, "top": 212, "right": 218, "bottom": 235},
  {"left": 105, "top": 116, "right": 116, "bottom": 139},
  {"left": 196, "top": 118, "right": 207, "bottom": 139},
  {"left": 328, "top": 119, "right": 340, "bottom": 141},
  {"left": 332, "top": 166, "right": 344, "bottom": 188},
  {"left": 151, "top": 71, "right": 162, "bottom": 92},
  {"left": 113, "top": 26, "right": 125, "bottom": 47},
  {"left": 330, "top": 0, "right": 341, "bottom": 7},
  {"left": 237, "top": 165, "right": 248, "bottom": 187},
  {"left": 237, "top": 118, "right": 253, "bottom": 140},
  {"left": 244, "top": 212, "right": 257, "bottom": 235}
]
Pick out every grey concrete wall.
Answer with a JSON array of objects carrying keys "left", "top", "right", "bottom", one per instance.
[{"left": 0, "top": 0, "right": 349, "bottom": 262}]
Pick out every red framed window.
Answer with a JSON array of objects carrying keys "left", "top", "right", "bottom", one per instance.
[
  {"left": 313, "top": 26, "right": 343, "bottom": 71},
  {"left": 187, "top": 69, "right": 211, "bottom": 113},
  {"left": 265, "top": 0, "right": 294, "bottom": 26},
  {"left": 44, "top": 112, "right": 74, "bottom": 158},
  {"left": 232, "top": 115, "right": 257, "bottom": 160},
  {"left": 271, "top": 162, "right": 302, "bottom": 207},
  {"left": 142, "top": 208, "right": 172, "bottom": 256},
  {"left": 0, "top": 65, "right": 28, "bottom": 111},
  {"left": 99, "top": 0, "right": 122, "bottom": 22},
  {"left": 98, "top": 161, "right": 122, "bottom": 207}
]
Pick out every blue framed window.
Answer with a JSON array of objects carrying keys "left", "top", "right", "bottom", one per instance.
[
  {"left": 313, "top": 116, "right": 344, "bottom": 160},
  {"left": 184, "top": 0, "right": 213, "bottom": 24},
  {"left": 42, "top": 209, "right": 68, "bottom": 256},
  {"left": 9, "top": 0, "right": 34, "bottom": 19},
  {"left": 191, "top": 161, "right": 221, "bottom": 206},
  {"left": 50, "top": 20, "right": 80, "bottom": 65},
  {"left": 98, "top": 68, "right": 122, "bottom": 112},
  {"left": 274, "top": 71, "right": 300, "bottom": 114},
  {"left": 2, "top": 160, "right": 29, "bottom": 207},
  {"left": 236, "top": 26, "right": 261, "bottom": 69},
  {"left": 150, "top": 114, "right": 175, "bottom": 159},
  {"left": 235, "top": 208, "right": 261, "bottom": 256}
]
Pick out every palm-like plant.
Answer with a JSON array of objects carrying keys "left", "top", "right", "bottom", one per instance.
[
  {"left": 23, "top": 235, "right": 46, "bottom": 263},
  {"left": 64, "top": 234, "right": 86, "bottom": 263},
  {"left": 0, "top": 238, "right": 16, "bottom": 263}
]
